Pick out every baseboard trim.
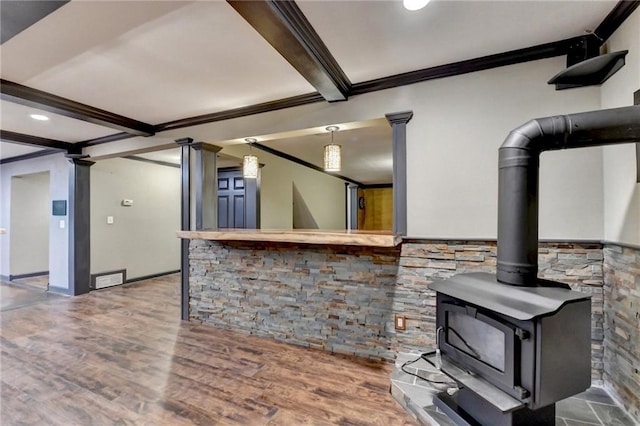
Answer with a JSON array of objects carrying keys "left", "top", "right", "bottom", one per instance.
[
  {"left": 9, "top": 270, "right": 49, "bottom": 281},
  {"left": 125, "top": 270, "right": 180, "bottom": 284},
  {"left": 47, "top": 285, "right": 72, "bottom": 296}
]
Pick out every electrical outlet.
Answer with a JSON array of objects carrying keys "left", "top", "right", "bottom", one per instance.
[{"left": 395, "top": 315, "right": 406, "bottom": 331}]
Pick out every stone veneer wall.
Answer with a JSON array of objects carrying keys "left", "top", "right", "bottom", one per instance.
[
  {"left": 603, "top": 244, "right": 640, "bottom": 420},
  {"left": 189, "top": 239, "right": 402, "bottom": 360},
  {"left": 189, "top": 238, "right": 605, "bottom": 380},
  {"left": 397, "top": 240, "right": 605, "bottom": 383}
]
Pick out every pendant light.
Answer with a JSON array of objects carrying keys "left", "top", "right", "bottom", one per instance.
[
  {"left": 243, "top": 138, "right": 259, "bottom": 179},
  {"left": 324, "top": 126, "right": 341, "bottom": 172}
]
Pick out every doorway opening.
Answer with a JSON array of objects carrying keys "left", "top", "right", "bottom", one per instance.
[{"left": 9, "top": 171, "right": 50, "bottom": 290}]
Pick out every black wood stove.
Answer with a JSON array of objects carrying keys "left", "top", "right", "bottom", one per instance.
[{"left": 428, "top": 105, "right": 640, "bottom": 426}]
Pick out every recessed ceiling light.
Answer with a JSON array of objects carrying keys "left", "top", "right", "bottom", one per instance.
[
  {"left": 403, "top": 0, "right": 430, "bottom": 11},
  {"left": 30, "top": 114, "right": 49, "bottom": 121}
]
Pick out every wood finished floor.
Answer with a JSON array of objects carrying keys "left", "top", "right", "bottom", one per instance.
[
  {"left": 0, "top": 274, "right": 415, "bottom": 425},
  {"left": 11, "top": 275, "right": 49, "bottom": 291}
]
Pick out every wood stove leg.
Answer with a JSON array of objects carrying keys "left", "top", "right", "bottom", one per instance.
[{"left": 434, "top": 388, "right": 555, "bottom": 426}]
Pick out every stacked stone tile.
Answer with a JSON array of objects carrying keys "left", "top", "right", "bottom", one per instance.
[
  {"left": 189, "top": 239, "right": 605, "bottom": 375},
  {"left": 396, "top": 240, "right": 605, "bottom": 383},
  {"left": 603, "top": 244, "right": 640, "bottom": 420},
  {"left": 189, "top": 239, "right": 401, "bottom": 360}
]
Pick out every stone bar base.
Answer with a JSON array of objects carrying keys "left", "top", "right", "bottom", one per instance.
[{"left": 189, "top": 239, "right": 402, "bottom": 360}]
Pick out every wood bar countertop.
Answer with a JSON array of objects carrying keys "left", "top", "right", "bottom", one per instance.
[{"left": 177, "top": 229, "right": 402, "bottom": 247}]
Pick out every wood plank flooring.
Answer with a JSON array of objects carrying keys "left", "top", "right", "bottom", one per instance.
[
  {"left": 0, "top": 274, "right": 415, "bottom": 425},
  {"left": 11, "top": 275, "right": 49, "bottom": 291}
]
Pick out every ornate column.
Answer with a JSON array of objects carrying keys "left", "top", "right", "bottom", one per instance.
[
  {"left": 385, "top": 111, "right": 413, "bottom": 236},
  {"left": 191, "top": 142, "right": 222, "bottom": 230},
  {"left": 67, "top": 156, "right": 94, "bottom": 295},
  {"left": 175, "top": 137, "right": 193, "bottom": 320}
]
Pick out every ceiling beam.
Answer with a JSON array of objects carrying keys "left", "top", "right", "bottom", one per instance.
[
  {"left": 0, "top": 148, "right": 60, "bottom": 165},
  {"left": 1, "top": 0, "right": 69, "bottom": 44},
  {"left": 0, "top": 79, "right": 155, "bottom": 137},
  {"left": 156, "top": 92, "right": 324, "bottom": 133},
  {"left": 227, "top": 0, "right": 350, "bottom": 102},
  {"left": 0, "top": 130, "right": 72, "bottom": 151},
  {"left": 594, "top": 0, "right": 640, "bottom": 42},
  {"left": 351, "top": 37, "right": 580, "bottom": 96},
  {"left": 77, "top": 132, "right": 135, "bottom": 148}
]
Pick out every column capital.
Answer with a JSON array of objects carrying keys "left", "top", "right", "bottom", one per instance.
[
  {"left": 385, "top": 111, "right": 413, "bottom": 126},
  {"left": 191, "top": 142, "right": 222, "bottom": 153},
  {"left": 175, "top": 137, "right": 194, "bottom": 146},
  {"left": 67, "top": 157, "right": 95, "bottom": 167}
]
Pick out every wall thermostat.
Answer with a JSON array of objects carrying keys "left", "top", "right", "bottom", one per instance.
[{"left": 121, "top": 199, "right": 134, "bottom": 206}]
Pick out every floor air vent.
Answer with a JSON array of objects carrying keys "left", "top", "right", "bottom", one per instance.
[{"left": 91, "top": 269, "right": 126, "bottom": 290}]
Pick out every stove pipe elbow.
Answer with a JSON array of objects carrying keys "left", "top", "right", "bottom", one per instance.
[{"left": 497, "top": 106, "right": 640, "bottom": 286}]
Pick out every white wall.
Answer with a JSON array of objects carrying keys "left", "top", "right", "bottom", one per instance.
[
  {"left": 0, "top": 153, "right": 70, "bottom": 290},
  {"left": 9, "top": 171, "right": 50, "bottom": 275},
  {"left": 601, "top": 8, "right": 640, "bottom": 246},
  {"left": 403, "top": 60, "right": 602, "bottom": 239},
  {"left": 126, "top": 56, "right": 601, "bottom": 239},
  {"left": 90, "top": 158, "right": 180, "bottom": 280},
  {"left": 222, "top": 144, "right": 346, "bottom": 229}
]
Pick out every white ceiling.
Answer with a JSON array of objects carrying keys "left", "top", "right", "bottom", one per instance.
[
  {"left": 0, "top": 0, "right": 623, "bottom": 181},
  {"left": 133, "top": 123, "right": 393, "bottom": 185},
  {"left": 1, "top": 1, "right": 315, "bottom": 124},
  {"left": 299, "top": 1, "right": 616, "bottom": 83},
  {"left": 257, "top": 124, "right": 393, "bottom": 184},
  {"left": 0, "top": 100, "right": 115, "bottom": 142}
]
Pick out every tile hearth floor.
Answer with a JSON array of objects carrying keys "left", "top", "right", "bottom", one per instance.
[{"left": 392, "top": 353, "right": 636, "bottom": 426}]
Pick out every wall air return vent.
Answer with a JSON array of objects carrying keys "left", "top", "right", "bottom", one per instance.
[{"left": 91, "top": 269, "right": 126, "bottom": 290}]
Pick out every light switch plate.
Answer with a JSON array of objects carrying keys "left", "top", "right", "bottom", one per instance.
[{"left": 107, "top": 216, "right": 114, "bottom": 224}]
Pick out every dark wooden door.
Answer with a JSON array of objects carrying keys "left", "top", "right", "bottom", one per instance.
[{"left": 217, "top": 169, "right": 245, "bottom": 228}]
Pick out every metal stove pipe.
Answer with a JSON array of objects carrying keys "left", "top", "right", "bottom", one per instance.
[{"left": 497, "top": 105, "right": 640, "bottom": 286}]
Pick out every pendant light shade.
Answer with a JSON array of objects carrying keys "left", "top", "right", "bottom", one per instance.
[
  {"left": 243, "top": 138, "right": 259, "bottom": 179},
  {"left": 324, "top": 126, "right": 341, "bottom": 172},
  {"left": 243, "top": 154, "right": 259, "bottom": 179}
]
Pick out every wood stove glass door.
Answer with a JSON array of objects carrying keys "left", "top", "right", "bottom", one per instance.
[{"left": 440, "top": 302, "right": 518, "bottom": 393}]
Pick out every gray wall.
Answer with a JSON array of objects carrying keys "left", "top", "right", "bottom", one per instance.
[
  {"left": 9, "top": 171, "right": 50, "bottom": 275},
  {"left": 90, "top": 158, "right": 180, "bottom": 280}
]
